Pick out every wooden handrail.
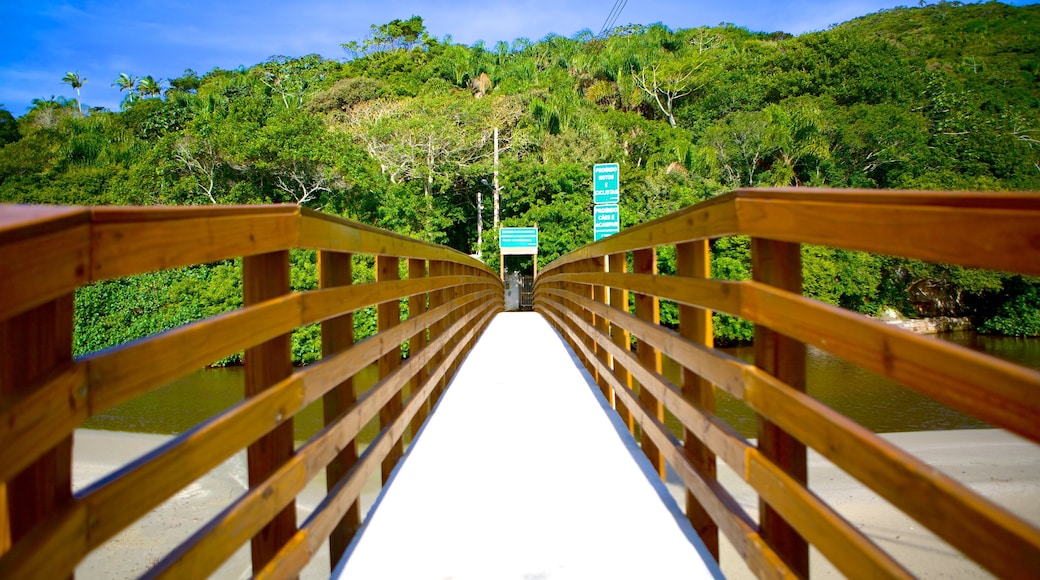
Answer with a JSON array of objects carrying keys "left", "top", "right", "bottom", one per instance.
[
  {"left": 534, "top": 187, "right": 1040, "bottom": 578},
  {"left": 0, "top": 204, "right": 503, "bottom": 578}
]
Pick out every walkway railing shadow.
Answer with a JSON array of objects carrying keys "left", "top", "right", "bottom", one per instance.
[
  {"left": 535, "top": 187, "right": 1040, "bottom": 578},
  {"left": 0, "top": 204, "right": 502, "bottom": 578}
]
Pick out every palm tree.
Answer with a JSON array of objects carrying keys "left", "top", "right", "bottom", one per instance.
[
  {"left": 62, "top": 71, "right": 86, "bottom": 114},
  {"left": 112, "top": 73, "right": 138, "bottom": 107},
  {"left": 137, "top": 76, "right": 163, "bottom": 98}
]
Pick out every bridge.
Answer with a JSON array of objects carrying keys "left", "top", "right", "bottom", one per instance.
[{"left": 1, "top": 188, "right": 1039, "bottom": 578}]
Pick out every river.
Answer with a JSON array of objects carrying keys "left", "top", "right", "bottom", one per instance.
[{"left": 84, "top": 331, "right": 1040, "bottom": 440}]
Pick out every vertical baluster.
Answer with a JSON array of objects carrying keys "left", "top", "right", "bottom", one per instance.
[
  {"left": 632, "top": 248, "right": 665, "bottom": 480},
  {"left": 427, "top": 260, "right": 446, "bottom": 406},
  {"left": 608, "top": 252, "right": 634, "bottom": 434},
  {"left": 676, "top": 240, "right": 719, "bottom": 559},
  {"left": 319, "top": 251, "right": 358, "bottom": 563},
  {"left": 590, "top": 256, "right": 609, "bottom": 400},
  {"left": 408, "top": 258, "right": 429, "bottom": 441},
  {"left": 0, "top": 294, "right": 74, "bottom": 570},
  {"left": 377, "top": 255, "right": 402, "bottom": 484},
  {"left": 752, "top": 238, "right": 809, "bottom": 576},
  {"left": 243, "top": 250, "right": 295, "bottom": 569}
]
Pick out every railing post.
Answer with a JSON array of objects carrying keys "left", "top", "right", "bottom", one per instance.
[
  {"left": 590, "top": 256, "right": 609, "bottom": 400},
  {"left": 632, "top": 248, "right": 665, "bottom": 480},
  {"left": 428, "top": 260, "right": 447, "bottom": 405},
  {"left": 408, "top": 258, "right": 429, "bottom": 441},
  {"left": 752, "top": 238, "right": 809, "bottom": 577},
  {"left": 0, "top": 294, "right": 74, "bottom": 568},
  {"left": 608, "top": 252, "right": 634, "bottom": 434},
  {"left": 319, "top": 250, "right": 359, "bottom": 563},
  {"left": 676, "top": 240, "right": 719, "bottom": 559},
  {"left": 242, "top": 250, "right": 295, "bottom": 570},
  {"left": 377, "top": 255, "right": 402, "bottom": 484}
]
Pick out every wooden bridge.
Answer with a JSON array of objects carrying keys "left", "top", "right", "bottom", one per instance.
[{"left": 2, "top": 188, "right": 1040, "bottom": 578}]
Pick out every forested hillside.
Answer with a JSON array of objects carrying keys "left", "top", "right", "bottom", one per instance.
[{"left": 2, "top": 2, "right": 1038, "bottom": 360}]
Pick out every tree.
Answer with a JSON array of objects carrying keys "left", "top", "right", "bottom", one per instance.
[
  {"left": 137, "top": 76, "right": 164, "bottom": 98},
  {"left": 112, "top": 73, "right": 138, "bottom": 107},
  {"left": 168, "top": 69, "right": 201, "bottom": 94},
  {"left": 61, "top": 71, "right": 87, "bottom": 114},
  {"left": 632, "top": 56, "right": 713, "bottom": 127},
  {"left": 0, "top": 106, "right": 19, "bottom": 146}
]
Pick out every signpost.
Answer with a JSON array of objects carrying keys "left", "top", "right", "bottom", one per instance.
[
  {"left": 499, "top": 226, "right": 538, "bottom": 280},
  {"left": 593, "top": 163, "right": 620, "bottom": 204},
  {"left": 592, "top": 163, "right": 620, "bottom": 241},
  {"left": 594, "top": 204, "right": 620, "bottom": 241}
]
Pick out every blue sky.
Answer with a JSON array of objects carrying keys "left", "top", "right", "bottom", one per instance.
[{"left": 0, "top": 1, "right": 1034, "bottom": 116}]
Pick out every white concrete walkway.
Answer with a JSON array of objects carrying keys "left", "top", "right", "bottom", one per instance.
[{"left": 335, "top": 312, "right": 721, "bottom": 579}]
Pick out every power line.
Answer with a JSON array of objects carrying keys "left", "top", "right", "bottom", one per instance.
[{"left": 598, "top": 0, "right": 628, "bottom": 37}]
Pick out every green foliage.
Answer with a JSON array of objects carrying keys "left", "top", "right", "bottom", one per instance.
[
  {"left": 5, "top": 3, "right": 1040, "bottom": 349},
  {"left": 979, "top": 278, "right": 1040, "bottom": 337}
]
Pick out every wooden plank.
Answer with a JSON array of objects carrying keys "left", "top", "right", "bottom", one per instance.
[
  {"left": 745, "top": 450, "right": 912, "bottom": 578},
  {"left": 376, "top": 256, "right": 402, "bottom": 484},
  {"left": 318, "top": 251, "right": 359, "bottom": 565},
  {"left": 78, "top": 375, "right": 306, "bottom": 564},
  {"left": 607, "top": 252, "right": 634, "bottom": 434},
  {"left": 0, "top": 294, "right": 74, "bottom": 572},
  {"left": 89, "top": 204, "right": 299, "bottom": 223},
  {"left": 540, "top": 194, "right": 740, "bottom": 273},
  {"left": 408, "top": 258, "right": 429, "bottom": 440},
  {"left": 0, "top": 500, "right": 88, "bottom": 580},
  {"left": 301, "top": 276, "right": 460, "bottom": 325},
  {"left": 539, "top": 285, "right": 748, "bottom": 400},
  {"left": 733, "top": 186, "right": 1040, "bottom": 210},
  {"left": 242, "top": 251, "right": 296, "bottom": 570},
  {"left": 91, "top": 213, "right": 299, "bottom": 281},
  {"left": 298, "top": 214, "right": 486, "bottom": 270},
  {"left": 0, "top": 363, "right": 87, "bottom": 485},
  {"left": 751, "top": 238, "right": 808, "bottom": 576},
  {"left": 741, "top": 282, "right": 1040, "bottom": 444},
  {"left": 540, "top": 271, "right": 742, "bottom": 320},
  {"left": 632, "top": 248, "right": 665, "bottom": 480},
  {"left": 0, "top": 224, "right": 90, "bottom": 322},
  {"left": 86, "top": 294, "right": 302, "bottom": 415},
  {"left": 676, "top": 240, "right": 719, "bottom": 559},
  {"left": 742, "top": 367, "right": 1040, "bottom": 579},
  {"left": 0, "top": 205, "right": 88, "bottom": 244},
  {"left": 736, "top": 196, "right": 1040, "bottom": 276}
]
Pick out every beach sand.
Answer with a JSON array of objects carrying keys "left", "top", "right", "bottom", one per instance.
[{"left": 71, "top": 428, "right": 1039, "bottom": 578}]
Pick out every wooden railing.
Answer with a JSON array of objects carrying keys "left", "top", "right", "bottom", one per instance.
[
  {"left": 535, "top": 187, "right": 1040, "bottom": 578},
  {"left": 0, "top": 204, "right": 503, "bottom": 578}
]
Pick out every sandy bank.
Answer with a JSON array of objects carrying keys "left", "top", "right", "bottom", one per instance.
[{"left": 71, "top": 428, "right": 1038, "bottom": 578}]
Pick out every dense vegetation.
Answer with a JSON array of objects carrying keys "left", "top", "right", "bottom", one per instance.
[{"left": 3, "top": 2, "right": 1039, "bottom": 362}]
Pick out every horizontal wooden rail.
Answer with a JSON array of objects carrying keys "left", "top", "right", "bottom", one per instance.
[
  {"left": 534, "top": 187, "right": 1040, "bottom": 578},
  {"left": 0, "top": 204, "right": 503, "bottom": 578}
]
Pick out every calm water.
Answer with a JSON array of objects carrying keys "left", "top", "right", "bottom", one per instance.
[{"left": 84, "top": 332, "right": 1039, "bottom": 440}]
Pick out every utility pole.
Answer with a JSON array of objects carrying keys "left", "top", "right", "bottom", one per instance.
[
  {"left": 476, "top": 185, "right": 483, "bottom": 261},
  {"left": 493, "top": 126, "right": 501, "bottom": 229}
]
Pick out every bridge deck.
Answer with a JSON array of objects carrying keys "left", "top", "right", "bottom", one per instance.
[{"left": 335, "top": 312, "right": 721, "bottom": 579}]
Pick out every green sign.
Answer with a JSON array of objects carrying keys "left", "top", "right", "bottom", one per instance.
[
  {"left": 593, "top": 163, "right": 620, "bottom": 204},
  {"left": 500, "top": 227, "right": 538, "bottom": 255},
  {"left": 593, "top": 204, "right": 620, "bottom": 241}
]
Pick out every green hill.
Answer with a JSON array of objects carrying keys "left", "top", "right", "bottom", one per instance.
[{"left": 3, "top": 2, "right": 1038, "bottom": 357}]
